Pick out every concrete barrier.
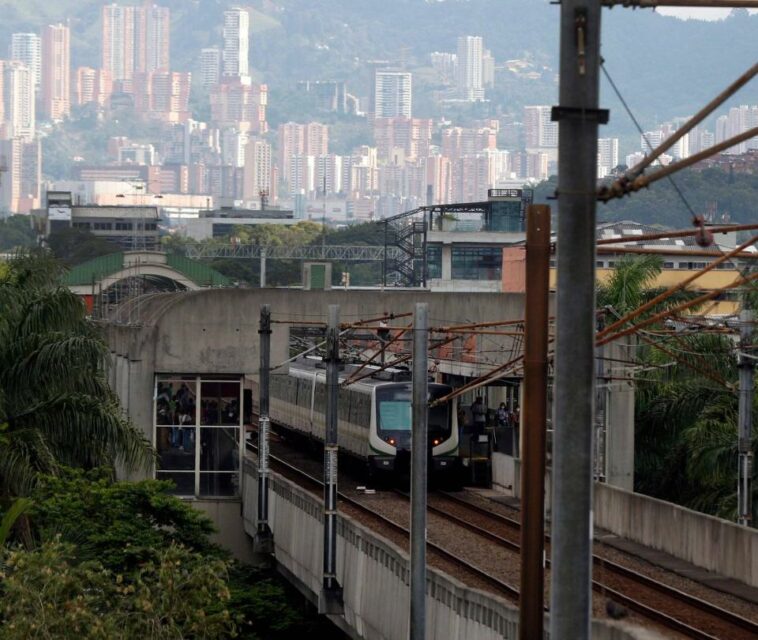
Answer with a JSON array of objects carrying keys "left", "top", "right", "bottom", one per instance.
[
  {"left": 493, "top": 451, "right": 758, "bottom": 589},
  {"left": 594, "top": 482, "right": 758, "bottom": 589},
  {"left": 242, "top": 457, "right": 659, "bottom": 640}
]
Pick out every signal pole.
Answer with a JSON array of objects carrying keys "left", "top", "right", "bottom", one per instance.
[
  {"left": 411, "top": 303, "right": 429, "bottom": 640},
  {"left": 255, "top": 304, "right": 274, "bottom": 553},
  {"left": 320, "top": 304, "right": 344, "bottom": 614},
  {"left": 738, "top": 309, "right": 754, "bottom": 527},
  {"left": 550, "top": 1, "right": 605, "bottom": 638}
]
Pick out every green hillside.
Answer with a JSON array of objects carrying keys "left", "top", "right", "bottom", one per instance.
[{"left": 0, "top": 0, "right": 755, "bottom": 137}]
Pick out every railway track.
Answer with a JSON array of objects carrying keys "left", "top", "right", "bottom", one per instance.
[
  {"left": 421, "top": 490, "right": 758, "bottom": 640},
  {"left": 247, "top": 440, "right": 519, "bottom": 599},
  {"left": 247, "top": 437, "right": 758, "bottom": 638}
]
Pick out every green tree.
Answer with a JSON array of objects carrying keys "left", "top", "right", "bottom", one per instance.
[
  {"left": 0, "top": 216, "right": 36, "bottom": 251},
  {"left": 0, "top": 250, "right": 152, "bottom": 495},
  {"left": 595, "top": 255, "right": 758, "bottom": 518},
  {"left": 1, "top": 540, "right": 237, "bottom": 640},
  {"left": 47, "top": 227, "right": 119, "bottom": 267}
]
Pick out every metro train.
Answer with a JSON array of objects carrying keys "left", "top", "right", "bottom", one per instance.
[{"left": 269, "top": 357, "right": 459, "bottom": 479}]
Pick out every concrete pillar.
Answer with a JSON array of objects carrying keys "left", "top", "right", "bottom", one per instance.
[
  {"left": 604, "top": 337, "right": 635, "bottom": 491},
  {"left": 441, "top": 245, "right": 452, "bottom": 280}
]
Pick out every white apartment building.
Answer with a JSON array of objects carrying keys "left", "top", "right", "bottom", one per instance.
[
  {"left": 374, "top": 71, "right": 412, "bottom": 119},
  {"left": 242, "top": 137, "right": 271, "bottom": 201},
  {"left": 10, "top": 33, "right": 41, "bottom": 89},
  {"left": 456, "top": 36, "right": 485, "bottom": 101},
  {"left": 223, "top": 8, "right": 250, "bottom": 80},
  {"left": 1, "top": 60, "right": 35, "bottom": 141},
  {"left": 523, "top": 105, "right": 558, "bottom": 149},
  {"left": 200, "top": 47, "right": 221, "bottom": 89}
]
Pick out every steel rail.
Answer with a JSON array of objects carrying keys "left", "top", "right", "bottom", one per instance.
[{"left": 433, "top": 492, "right": 758, "bottom": 638}]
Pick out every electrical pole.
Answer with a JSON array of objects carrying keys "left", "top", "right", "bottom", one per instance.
[
  {"left": 738, "top": 309, "right": 754, "bottom": 527},
  {"left": 550, "top": 1, "right": 605, "bottom": 638},
  {"left": 519, "top": 205, "right": 551, "bottom": 640},
  {"left": 319, "top": 304, "right": 344, "bottom": 614},
  {"left": 255, "top": 304, "right": 274, "bottom": 553},
  {"left": 411, "top": 303, "right": 429, "bottom": 640}
]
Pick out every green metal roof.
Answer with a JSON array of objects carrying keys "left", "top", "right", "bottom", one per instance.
[
  {"left": 62, "top": 252, "right": 232, "bottom": 288},
  {"left": 62, "top": 253, "right": 124, "bottom": 286},
  {"left": 166, "top": 253, "right": 233, "bottom": 287}
]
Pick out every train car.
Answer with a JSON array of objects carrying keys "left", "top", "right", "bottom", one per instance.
[{"left": 269, "top": 357, "right": 458, "bottom": 478}]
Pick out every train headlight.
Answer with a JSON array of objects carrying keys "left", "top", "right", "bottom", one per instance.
[
  {"left": 432, "top": 438, "right": 440, "bottom": 446},
  {"left": 387, "top": 437, "right": 396, "bottom": 445}
]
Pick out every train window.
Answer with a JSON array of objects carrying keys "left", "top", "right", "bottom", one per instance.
[{"left": 379, "top": 400, "right": 413, "bottom": 431}]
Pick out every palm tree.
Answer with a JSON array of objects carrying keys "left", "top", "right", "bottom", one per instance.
[
  {"left": 0, "top": 250, "right": 153, "bottom": 496},
  {"left": 597, "top": 255, "right": 757, "bottom": 519}
]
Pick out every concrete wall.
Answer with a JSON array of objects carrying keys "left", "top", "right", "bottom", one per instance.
[
  {"left": 493, "top": 452, "right": 758, "bottom": 589},
  {"left": 242, "top": 458, "right": 660, "bottom": 640},
  {"left": 594, "top": 483, "right": 758, "bottom": 588}
]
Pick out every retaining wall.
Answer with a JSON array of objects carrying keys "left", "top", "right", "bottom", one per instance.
[{"left": 493, "top": 451, "right": 758, "bottom": 589}]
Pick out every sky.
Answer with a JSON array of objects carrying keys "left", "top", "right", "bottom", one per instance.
[{"left": 659, "top": 7, "right": 757, "bottom": 20}]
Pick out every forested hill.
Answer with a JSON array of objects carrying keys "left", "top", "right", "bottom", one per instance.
[
  {"left": 533, "top": 166, "right": 758, "bottom": 229},
  {"left": 0, "top": 1, "right": 756, "bottom": 133}
]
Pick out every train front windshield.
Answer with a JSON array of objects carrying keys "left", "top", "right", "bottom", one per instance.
[{"left": 376, "top": 385, "right": 451, "bottom": 439}]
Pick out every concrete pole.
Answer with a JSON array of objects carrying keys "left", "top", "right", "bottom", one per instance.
[
  {"left": 738, "top": 309, "right": 754, "bottom": 527},
  {"left": 319, "top": 305, "right": 344, "bottom": 614},
  {"left": 550, "top": 2, "right": 603, "bottom": 638},
  {"left": 260, "top": 248, "right": 267, "bottom": 288},
  {"left": 254, "top": 305, "right": 273, "bottom": 553},
  {"left": 595, "top": 316, "right": 607, "bottom": 483},
  {"left": 519, "top": 205, "right": 550, "bottom": 640},
  {"left": 411, "top": 303, "right": 428, "bottom": 640}
]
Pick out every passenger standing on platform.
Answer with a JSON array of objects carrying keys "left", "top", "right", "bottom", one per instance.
[
  {"left": 471, "top": 396, "right": 487, "bottom": 437},
  {"left": 496, "top": 402, "right": 509, "bottom": 428}
]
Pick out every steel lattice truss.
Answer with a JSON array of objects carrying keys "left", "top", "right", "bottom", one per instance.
[{"left": 184, "top": 244, "right": 404, "bottom": 261}]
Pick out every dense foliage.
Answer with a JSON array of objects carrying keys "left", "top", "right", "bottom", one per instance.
[
  {"left": 599, "top": 255, "right": 758, "bottom": 520},
  {"left": 0, "top": 251, "right": 152, "bottom": 495},
  {"left": 1, "top": 469, "right": 324, "bottom": 639},
  {"left": 535, "top": 167, "right": 758, "bottom": 229},
  {"left": 0, "top": 216, "right": 36, "bottom": 252},
  {"left": 165, "top": 220, "right": 385, "bottom": 287}
]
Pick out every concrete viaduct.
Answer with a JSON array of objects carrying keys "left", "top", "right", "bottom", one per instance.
[{"left": 103, "top": 287, "right": 758, "bottom": 639}]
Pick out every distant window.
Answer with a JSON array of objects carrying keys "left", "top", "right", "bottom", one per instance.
[
  {"left": 452, "top": 246, "right": 502, "bottom": 280},
  {"left": 596, "top": 261, "right": 604, "bottom": 268},
  {"left": 663, "top": 262, "right": 674, "bottom": 268},
  {"left": 426, "top": 245, "right": 442, "bottom": 279},
  {"left": 115, "top": 222, "right": 133, "bottom": 231}
]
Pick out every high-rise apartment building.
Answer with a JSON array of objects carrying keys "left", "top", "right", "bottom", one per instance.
[
  {"left": 0, "top": 137, "right": 41, "bottom": 213},
  {"left": 200, "top": 48, "right": 221, "bottom": 89},
  {"left": 74, "top": 67, "right": 112, "bottom": 107},
  {"left": 102, "top": 2, "right": 170, "bottom": 84},
  {"left": 1, "top": 60, "right": 35, "bottom": 141},
  {"left": 132, "top": 71, "right": 191, "bottom": 123},
  {"left": 374, "top": 70, "right": 412, "bottom": 119},
  {"left": 597, "top": 137, "right": 619, "bottom": 178},
  {"left": 277, "top": 121, "right": 329, "bottom": 184},
  {"left": 209, "top": 80, "right": 267, "bottom": 133},
  {"left": 136, "top": 2, "right": 170, "bottom": 74},
  {"left": 242, "top": 137, "right": 271, "bottom": 201},
  {"left": 41, "top": 24, "right": 70, "bottom": 121},
  {"left": 10, "top": 34, "right": 41, "bottom": 90},
  {"left": 102, "top": 4, "right": 136, "bottom": 82},
  {"left": 523, "top": 106, "right": 558, "bottom": 149},
  {"left": 223, "top": 8, "right": 250, "bottom": 80},
  {"left": 456, "top": 36, "right": 485, "bottom": 101}
]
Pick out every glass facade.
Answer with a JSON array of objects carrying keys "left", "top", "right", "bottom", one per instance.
[
  {"left": 488, "top": 200, "right": 523, "bottom": 232},
  {"left": 451, "top": 246, "right": 502, "bottom": 280},
  {"left": 155, "top": 375, "right": 242, "bottom": 497},
  {"left": 426, "top": 245, "right": 442, "bottom": 279}
]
